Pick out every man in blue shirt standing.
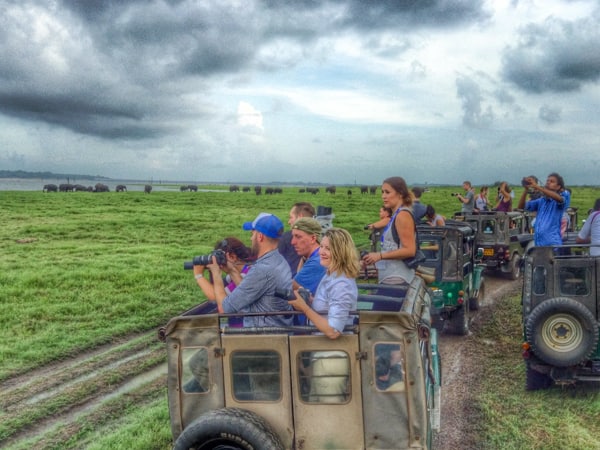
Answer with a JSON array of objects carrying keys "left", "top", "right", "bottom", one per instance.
[
  {"left": 290, "top": 217, "right": 326, "bottom": 295},
  {"left": 208, "top": 212, "right": 293, "bottom": 327},
  {"left": 518, "top": 173, "right": 570, "bottom": 246}
]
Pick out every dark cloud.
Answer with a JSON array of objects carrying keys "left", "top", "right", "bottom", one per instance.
[
  {"left": 455, "top": 75, "right": 494, "bottom": 128},
  {"left": 538, "top": 105, "right": 561, "bottom": 124},
  {"left": 341, "top": 0, "right": 490, "bottom": 29},
  {"left": 502, "top": 16, "right": 600, "bottom": 93}
]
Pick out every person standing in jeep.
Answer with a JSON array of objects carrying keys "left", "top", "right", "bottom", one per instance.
[
  {"left": 517, "top": 173, "right": 570, "bottom": 246},
  {"left": 576, "top": 198, "right": 600, "bottom": 255},
  {"left": 456, "top": 180, "right": 475, "bottom": 213}
]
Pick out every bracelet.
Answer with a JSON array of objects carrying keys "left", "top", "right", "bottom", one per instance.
[{"left": 195, "top": 273, "right": 203, "bottom": 280}]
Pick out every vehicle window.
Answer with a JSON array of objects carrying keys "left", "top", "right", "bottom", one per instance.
[
  {"left": 297, "top": 351, "right": 350, "bottom": 403},
  {"left": 482, "top": 220, "right": 495, "bottom": 234},
  {"left": 374, "top": 343, "right": 405, "bottom": 392},
  {"left": 559, "top": 267, "right": 589, "bottom": 296},
  {"left": 443, "top": 241, "right": 458, "bottom": 278},
  {"left": 420, "top": 240, "right": 439, "bottom": 260},
  {"left": 182, "top": 347, "right": 209, "bottom": 394},
  {"left": 231, "top": 350, "right": 281, "bottom": 401},
  {"left": 532, "top": 266, "right": 546, "bottom": 295}
]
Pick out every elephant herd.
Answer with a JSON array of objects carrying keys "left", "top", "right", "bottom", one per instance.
[{"left": 42, "top": 183, "right": 152, "bottom": 193}]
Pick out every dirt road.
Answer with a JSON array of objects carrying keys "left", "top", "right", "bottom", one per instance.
[
  {"left": 433, "top": 275, "right": 521, "bottom": 450},
  {"left": 1, "top": 276, "right": 520, "bottom": 449}
]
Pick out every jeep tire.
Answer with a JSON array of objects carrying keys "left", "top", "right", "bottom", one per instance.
[
  {"left": 526, "top": 297, "right": 599, "bottom": 367},
  {"left": 446, "top": 302, "right": 469, "bottom": 336},
  {"left": 173, "top": 407, "right": 284, "bottom": 450},
  {"left": 469, "top": 279, "right": 484, "bottom": 311},
  {"left": 508, "top": 253, "right": 521, "bottom": 280}
]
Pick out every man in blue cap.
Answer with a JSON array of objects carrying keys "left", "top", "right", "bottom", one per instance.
[{"left": 207, "top": 212, "right": 293, "bottom": 327}]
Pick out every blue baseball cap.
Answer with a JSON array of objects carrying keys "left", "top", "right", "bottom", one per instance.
[{"left": 242, "top": 212, "right": 284, "bottom": 238}]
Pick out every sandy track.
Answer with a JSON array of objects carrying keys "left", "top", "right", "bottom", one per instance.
[{"left": 0, "top": 330, "right": 167, "bottom": 448}]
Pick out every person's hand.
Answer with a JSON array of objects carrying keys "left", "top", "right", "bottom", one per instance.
[
  {"left": 193, "top": 265, "right": 205, "bottom": 278},
  {"left": 288, "top": 289, "right": 311, "bottom": 313},
  {"left": 206, "top": 255, "right": 221, "bottom": 275},
  {"left": 363, "top": 251, "right": 383, "bottom": 265}
]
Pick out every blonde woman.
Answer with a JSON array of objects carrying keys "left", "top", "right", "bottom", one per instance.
[
  {"left": 288, "top": 227, "right": 360, "bottom": 339},
  {"left": 288, "top": 227, "right": 360, "bottom": 403}
]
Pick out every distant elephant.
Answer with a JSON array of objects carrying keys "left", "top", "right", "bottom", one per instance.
[
  {"left": 116, "top": 184, "right": 127, "bottom": 192},
  {"left": 73, "top": 184, "right": 88, "bottom": 192},
  {"left": 254, "top": 185, "right": 262, "bottom": 195},
  {"left": 180, "top": 185, "right": 189, "bottom": 192},
  {"left": 229, "top": 185, "right": 240, "bottom": 192},
  {"left": 59, "top": 183, "right": 74, "bottom": 192},
  {"left": 188, "top": 184, "right": 198, "bottom": 192},
  {"left": 144, "top": 184, "right": 152, "bottom": 194},
  {"left": 94, "top": 183, "right": 110, "bottom": 192},
  {"left": 43, "top": 184, "right": 58, "bottom": 192}
]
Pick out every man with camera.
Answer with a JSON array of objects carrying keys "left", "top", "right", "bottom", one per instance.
[
  {"left": 517, "top": 173, "right": 570, "bottom": 246},
  {"left": 454, "top": 181, "right": 475, "bottom": 213},
  {"left": 207, "top": 212, "right": 294, "bottom": 327}
]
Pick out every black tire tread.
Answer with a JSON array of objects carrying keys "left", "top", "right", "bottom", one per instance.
[{"left": 174, "top": 407, "right": 284, "bottom": 450}]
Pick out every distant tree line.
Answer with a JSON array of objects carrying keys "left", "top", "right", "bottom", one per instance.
[{"left": 0, "top": 170, "right": 109, "bottom": 180}]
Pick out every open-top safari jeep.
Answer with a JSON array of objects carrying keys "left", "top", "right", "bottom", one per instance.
[
  {"left": 454, "top": 211, "right": 533, "bottom": 280},
  {"left": 416, "top": 220, "right": 485, "bottom": 335},
  {"left": 159, "top": 276, "right": 441, "bottom": 449},
  {"left": 521, "top": 244, "right": 600, "bottom": 390}
]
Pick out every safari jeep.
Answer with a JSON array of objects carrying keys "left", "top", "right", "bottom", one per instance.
[
  {"left": 454, "top": 211, "right": 533, "bottom": 280},
  {"left": 159, "top": 276, "right": 441, "bottom": 449},
  {"left": 416, "top": 220, "right": 485, "bottom": 335},
  {"left": 521, "top": 245, "right": 600, "bottom": 390}
]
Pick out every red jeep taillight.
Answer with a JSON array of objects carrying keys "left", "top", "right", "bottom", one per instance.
[{"left": 522, "top": 342, "right": 531, "bottom": 359}]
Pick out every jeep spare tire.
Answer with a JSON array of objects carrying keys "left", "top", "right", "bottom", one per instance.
[
  {"left": 526, "top": 297, "right": 599, "bottom": 367},
  {"left": 174, "top": 407, "right": 284, "bottom": 450}
]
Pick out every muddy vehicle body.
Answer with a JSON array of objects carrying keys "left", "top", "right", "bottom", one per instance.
[
  {"left": 454, "top": 211, "right": 533, "bottom": 280},
  {"left": 521, "top": 245, "right": 600, "bottom": 390},
  {"left": 160, "top": 277, "right": 441, "bottom": 449},
  {"left": 416, "top": 220, "right": 485, "bottom": 335}
]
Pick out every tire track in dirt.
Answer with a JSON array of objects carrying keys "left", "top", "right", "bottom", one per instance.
[
  {"left": 0, "top": 330, "right": 168, "bottom": 448},
  {"left": 433, "top": 275, "right": 521, "bottom": 450}
]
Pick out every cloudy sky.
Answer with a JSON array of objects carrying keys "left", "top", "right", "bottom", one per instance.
[{"left": 1, "top": 0, "right": 599, "bottom": 185}]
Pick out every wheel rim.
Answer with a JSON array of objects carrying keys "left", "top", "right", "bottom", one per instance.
[{"left": 540, "top": 314, "right": 583, "bottom": 353}]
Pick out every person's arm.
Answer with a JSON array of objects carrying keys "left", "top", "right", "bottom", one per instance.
[
  {"left": 362, "top": 211, "right": 416, "bottom": 265},
  {"left": 193, "top": 265, "right": 217, "bottom": 301},
  {"left": 522, "top": 177, "right": 563, "bottom": 203},
  {"left": 207, "top": 258, "right": 227, "bottom": 312},
  {"left": 517, "top": 188, "right": 529, "bottom": 209},
  {"left": 576, "top": 215, "right": 593, "bottom": 244},
  {"left": 367, "top": 217, "right": 391, "bottom": 229},
  {"left": 289, "top": 294, "right": 339, "bottom": 339}
]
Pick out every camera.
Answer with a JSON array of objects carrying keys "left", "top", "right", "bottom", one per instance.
[
  {"left": 363, "top": 224, "right": 370, "bottom": 230},
  {"left": 183, "top": 249, "right": 227, "bottom": 270},
  {"left": 451, "top": 192, "right": 459, "bottom": 197},
  {"left": 521, "top": 177, "right": 530, "bottom": 188},
  {"left": 274, "top": 287, "right": 311, "bottom": 303},
  {"left": 360, "top": 250, "right": 369, "bottom": 259}
]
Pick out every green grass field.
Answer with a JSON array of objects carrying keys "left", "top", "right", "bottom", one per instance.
[{"left": 1, "top": 184, "right": 600, "bottom": 449}]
